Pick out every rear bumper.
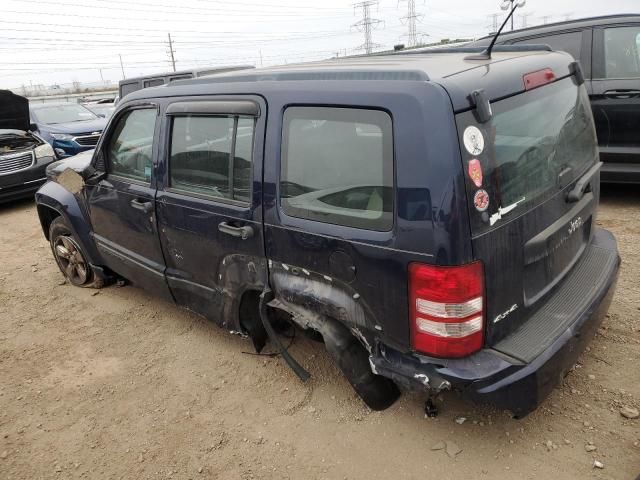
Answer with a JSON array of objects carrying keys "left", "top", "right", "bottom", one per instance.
[{"left": 371, "top": 228, "right": 620, "bottom": 417}]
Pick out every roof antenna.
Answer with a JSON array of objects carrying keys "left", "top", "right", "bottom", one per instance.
[{"left": 465, "top": 0, "right": 526, "bottom": 60}]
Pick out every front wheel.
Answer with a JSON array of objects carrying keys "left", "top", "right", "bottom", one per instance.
[{"left": 49, "top": 217, "right": 100, "bottom": 288}]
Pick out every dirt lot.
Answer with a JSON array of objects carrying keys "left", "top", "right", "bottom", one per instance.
[{"left": 0, "top": 185, "right": 638, "bottom": 480}]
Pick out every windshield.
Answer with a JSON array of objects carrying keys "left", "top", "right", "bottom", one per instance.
[
  {"left": 30, "top": 103, "right": 98, "bottom": 124},
  {"left": 84, "top": 103, "right": 116, "bottom": 119},
  {"left": 457, "top": 77, "right": 597, "bottom": 235}
]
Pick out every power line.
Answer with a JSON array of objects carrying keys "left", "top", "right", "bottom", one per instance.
[
  {"left": 352, "top": 1, "right": 384, "bottom": 55},
  {"left": 399, "top": 0, "right": 424, "bottom": 48},
  {"left": 487, "top": 13, "right": 501, "bottom": 33},
  {"left": 518, "top": 12, "right": 533, "bottom": 28}
]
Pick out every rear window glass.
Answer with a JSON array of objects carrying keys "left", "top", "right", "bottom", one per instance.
[
  {"left": 280, "top": 107, "right": 393, "bottom": 231},
  {"left": 457, "top": 77, "right": 597, "bottom": 234}
]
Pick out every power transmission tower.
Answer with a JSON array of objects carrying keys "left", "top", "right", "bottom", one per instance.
[
  {"left": 518, "top": 12, "right": 533, "bottom": 28},
  {"left": 399, "top": 0, "right": 423, "bottom": 48},
  {"left": 541, "top": 15, "right": 552, "bottom": 24},
  {"left": 167, "top": 32, "right": 177, "bottom": 72},
  {"left": 352, "top": 1, "right": 383, "bottom": 54},
  {"left": 487, "top": 13, "right": 501, "bottom": 33}
]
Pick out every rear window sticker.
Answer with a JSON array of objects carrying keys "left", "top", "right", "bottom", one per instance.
[
  {"left": 473, "top": 189, "right": 490, "bottom": 212},
  {"left": 467, "top": 159, "right": 483, "bottom": 187},
  {"left": 463, "top": 126, "right": 484, "bottom": 155},
  {"left": 489, "top": 196, "right": 526, "bottom": 226}
]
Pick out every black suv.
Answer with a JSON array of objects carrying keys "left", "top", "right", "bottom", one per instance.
[
  {"left": 473, "top": 14, "right": 640, "bottom": 183},
  {"left": 35, "top": 47, "right": 619, "bottom": 417}
]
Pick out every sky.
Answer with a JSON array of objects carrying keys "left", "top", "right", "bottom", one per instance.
[{"left": 1, "top": 0, "right": 638, "bottom": 90}]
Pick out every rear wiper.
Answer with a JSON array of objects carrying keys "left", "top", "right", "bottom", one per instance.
[{"left": 567, "top": 162, "right": 602, "bottom": 203}]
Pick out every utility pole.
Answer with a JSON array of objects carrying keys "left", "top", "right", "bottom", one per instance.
[
  {"left": 541, "top": 15, "right": 552, "bottom": 24},
  {"left": 352, "top": 1, "right": 383, "bottom": 55},
  {"left": 118, "top": 54, "right": 125, "bottom": 79},
  {"left": 400, "top": 0, "right": 423, "bottom": 48},
  {"left": 487, "top": 13, "right": 501, "bottom": 34},
  {"left": 167, "top": 33, "right": 177, "bottom": 72}
]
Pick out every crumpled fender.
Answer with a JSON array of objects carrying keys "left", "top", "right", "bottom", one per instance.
[
  {"left": 35, "top": 180, "right": 102, "bottom": 265},
  {"left": 267, "top": 261, "right": 378, "bottom": 352}
]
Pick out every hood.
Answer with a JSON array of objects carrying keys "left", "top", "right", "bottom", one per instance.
[
  {"left": 0, "top": 90, "right": 29, "bottom": 131},
  {"left": 38, "top": 117, "right": 108, "bottom": 134},
  {"left": 46, "top": 149, "right": 94, "bottom": 179}
]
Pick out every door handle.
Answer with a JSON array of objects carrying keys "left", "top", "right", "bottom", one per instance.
[
  {"left": 218, "top": 221, "right": 254, "bottom": 240},
  {"left": 604, "top": 89, "right": 640, "bottom": 99},
  {"left": 130, "top": 198, "right": 153, "bottom": 213}
]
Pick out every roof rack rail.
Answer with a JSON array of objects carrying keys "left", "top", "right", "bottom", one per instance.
[{"left": 397, "top": 45, "right": 552, "bottom": 55}]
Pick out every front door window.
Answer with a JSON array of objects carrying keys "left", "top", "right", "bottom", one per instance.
[{"left": 107, "top": 108, "right": 156, "bottom": 182}]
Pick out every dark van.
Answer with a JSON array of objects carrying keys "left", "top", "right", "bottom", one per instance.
[
  {"left": 35, "top": 47, "right": 619, "bottom": 417},
  {"left": 472, "top": 14, "right": 640, "bottom": 183}
]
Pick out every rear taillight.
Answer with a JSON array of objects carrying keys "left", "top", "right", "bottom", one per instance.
[
  {"left": 409, "top": 262, "right": 485, "bottom": 358},
  {"left": 523, "top": 68, "right": 556, "bottom": 90}
]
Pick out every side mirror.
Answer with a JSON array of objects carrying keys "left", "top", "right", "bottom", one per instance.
[
  {"left": 29, "top": 122, "right": 38, "bottom": 132},
  {"left": 82, "top": 151, "right": 107, "bottom": 183},
  {"left": 81, "top": 165, "right": 106, "bottom": 184}
]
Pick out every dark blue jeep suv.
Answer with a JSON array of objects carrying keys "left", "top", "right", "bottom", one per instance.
[{"left": 34, "top": 46, "right": 620, "bottom": 417}]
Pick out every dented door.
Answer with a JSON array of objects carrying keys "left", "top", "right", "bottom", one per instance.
[{"left": 155, "top": 96, "right": 266, "bottom": 328}]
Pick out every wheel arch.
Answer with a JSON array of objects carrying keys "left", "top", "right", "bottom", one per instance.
[{"left": 35, "top": 181, "right": 102, "bottom": 265}]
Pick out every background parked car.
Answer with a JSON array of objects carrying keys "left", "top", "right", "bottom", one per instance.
[
  {"left": 82, "top": 102, "right": 116, "bottom": 119},
  {"left": 29, "top": 102, "right": 107, "bottom": 158},
  {"left": 471, "top": 14, "right": 640, "bottom": 184},
  {"left": 0, "top": 90, "right": 56, "bottom": 202}
]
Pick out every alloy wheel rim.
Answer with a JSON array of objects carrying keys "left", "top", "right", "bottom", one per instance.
[{"left": 53, "top": 235, "right": 88, "bottom": 284}]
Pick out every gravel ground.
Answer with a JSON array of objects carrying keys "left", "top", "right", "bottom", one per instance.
[{"left": 0, "top": 184, "right": 638, "bottom": 480}]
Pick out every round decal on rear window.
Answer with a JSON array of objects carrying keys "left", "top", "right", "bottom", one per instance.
[
  {"left": 473, "top": 189, "right": 490, "bottom": 212},
  {"left": 463, "top": 126, "right": 484, "bottom": 156}
]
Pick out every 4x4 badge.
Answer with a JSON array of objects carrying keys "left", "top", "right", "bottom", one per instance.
[
  {"left": 463, "top": 126, "right": 484, "bottom": 155},
  {"left": 473, "top": 189, "right": 489, "bottom": 212},
  {"left": 468, "top": 159, "right": 483, "bottom": 187}
]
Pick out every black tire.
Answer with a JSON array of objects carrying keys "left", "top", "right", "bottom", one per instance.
[
  {"left": 322, "top": 321, "right": 400, "bottom": 411},
  {"left": 49, "top": 217, "right": 101, "bottom": 288}
]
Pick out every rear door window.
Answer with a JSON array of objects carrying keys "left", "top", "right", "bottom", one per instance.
[
  {"left": 602, "top": 26, "right": 640, "bottom": 79},
  {"left": 169, "top": 115, "right": 255, "bottom": 202},
  {"left": 280, "top": 107, "right": 393, "bottom": 231},
  {"left": 107, "top": 108, "right": 157, "bottom": 182}
]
